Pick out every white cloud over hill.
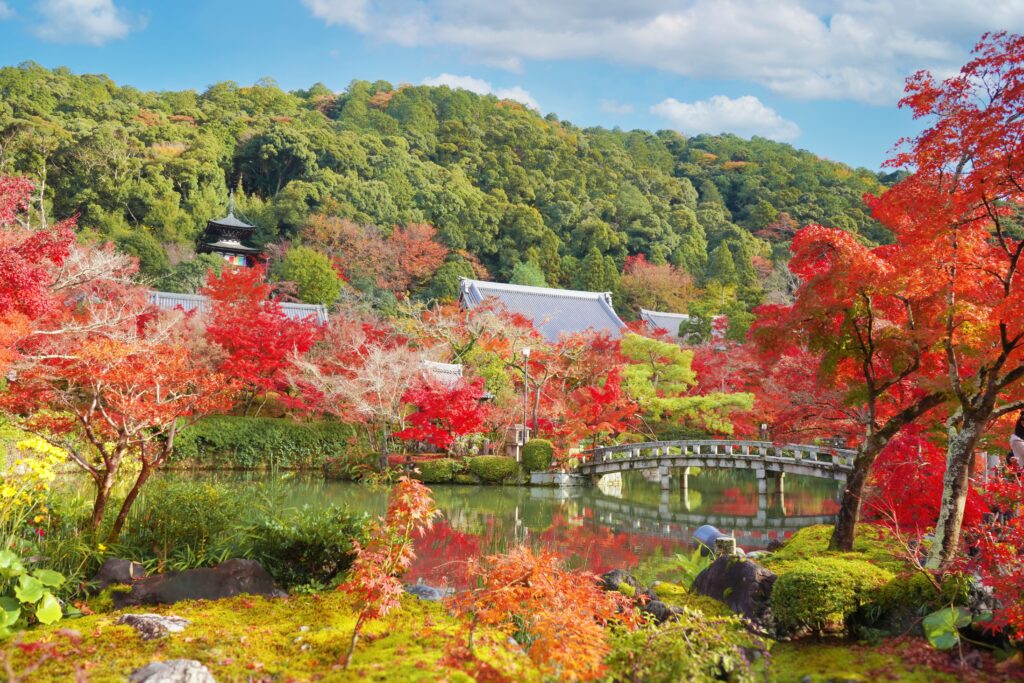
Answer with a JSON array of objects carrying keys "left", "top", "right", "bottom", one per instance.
[{"left": 303, "top": 0, "right": 1024, "bottom": 104}]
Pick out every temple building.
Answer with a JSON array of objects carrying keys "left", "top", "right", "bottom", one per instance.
[
  {"left": 196, "top": 198, "right": 262, "bottom": 267},
  {"left": 459, "top": 278, "right": 626, "bottom": 342}
]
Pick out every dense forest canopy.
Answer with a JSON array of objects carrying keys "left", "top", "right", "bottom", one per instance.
[{"left": 0, "top": 62, "right": 889, "bottom": 318}]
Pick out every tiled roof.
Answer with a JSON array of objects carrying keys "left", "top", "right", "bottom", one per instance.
[
  {"left": 208, "top": 211, "right": 255, "bottom": 231},
  {"left": 640, "top": 309, "right": 690, "bottom": 338},
  {"left": 459, "top": 278, "right": 626, "bottom": 342},
  {"left": 147, "top": 291, "right": 329, "bottom": 325},
  {"left": 422, "top": 361, "right": 463, "bottom": 388}
]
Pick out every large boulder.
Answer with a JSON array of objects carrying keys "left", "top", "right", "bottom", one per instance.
[
  {"left": 600, "top": 569, "right": 642, "bottom": 594},
  {"left": 90, "top": 558, "right": 147, "bottom": 592},
  {"left": 129, "top": 659, "right": 216, "bottom": 683},
  {"left": 112, "top": 559, "right": 283, "bottom": 608},
  {"left": 692, "top": 556, "right": 777, "bottom": 633}
]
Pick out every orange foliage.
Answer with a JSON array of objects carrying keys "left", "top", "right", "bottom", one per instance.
[{"left": 448, "top": 546, "right": 637, "bottom": 682}]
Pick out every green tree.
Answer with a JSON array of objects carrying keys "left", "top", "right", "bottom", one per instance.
[
  {"left": 509, "top": 260, "right": 547, "bottom": 287},
  {"left": 619, "top": 333, "right": 753, "bottom": 434},
  {"left": 275, "top": 245, "right": 342, "bottom": 305}
]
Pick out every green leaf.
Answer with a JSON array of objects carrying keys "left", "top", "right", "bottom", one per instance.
[
  {"left": 14, "top": 575, "right": 44, "bottom": 604},
  {"left": 34, "top": 593, "right": 62, "bottom": 625},
  {"left": 923, "top": 607, "right": 970, "bottom": 650},
  {"left": 0, "top": 551, "right": 25, "bottom": 579},
  {"left": 0, "top": 597, "right": 20, "bottom": 627},
  {"left": 32, "top": 569, "right": 65, "bottom": 588}
]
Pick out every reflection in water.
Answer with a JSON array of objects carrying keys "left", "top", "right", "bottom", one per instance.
[{"left": 143, "top": 469, "right": 840, "bottom": 588}]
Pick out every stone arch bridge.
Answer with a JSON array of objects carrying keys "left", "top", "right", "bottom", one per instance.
[{"left": 575, "top": 439, "right": 855, "bottom": 501}]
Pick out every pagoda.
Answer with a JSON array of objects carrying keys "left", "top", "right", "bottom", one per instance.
[{"left": 196, "top": 196, "right": 262, "bottom": 267}]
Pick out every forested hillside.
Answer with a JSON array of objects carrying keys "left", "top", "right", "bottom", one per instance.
[{"left": 0, "top": 62, "right": 888, "bottom": 319}]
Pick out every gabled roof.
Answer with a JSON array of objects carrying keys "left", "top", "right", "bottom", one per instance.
[
  {"left": 459, "top": 278, "right": 626, "bottom": 342},
  {"left": 640, "top": 309, "right": 690, "bottom": 338},
  {"left": 147, "top": 291, "right": 329, "bottom": 325}
]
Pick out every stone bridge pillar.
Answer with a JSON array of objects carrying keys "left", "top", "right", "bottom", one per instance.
[
  {"left": 678, "top": 466, "right": 692, "bottom": 511},
  {"left": 659, "top": 464, "right": 671, "bottom": 491}
]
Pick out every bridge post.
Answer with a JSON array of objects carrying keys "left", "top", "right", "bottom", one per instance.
[
  {"left": 679, "top": 466, "right": 691, "bottom": 511},
  {"left": 659, "top": 464, "right": 671, "bottom": 491}
]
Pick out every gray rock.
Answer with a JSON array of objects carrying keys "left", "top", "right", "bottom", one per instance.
[
  {"left": 404, "top": 584, "right": 452, "bottom": 601},
  {"left": 746, "top": 550, "right": 772, "bottom": 560},
  {"left": 600, "top": 569, "right": 641, "bottom": 593},
  {"left": 112, "top": 559, "right": 283, "bottom": 608},
  {"left": 640, "top": 599, "right": 682, "bottom": 625},
  {"left": 693, "top": 556, "right": 777, "bottom": 633},
  {"left": 91, "top": 558, "right": 147, "bottom": 592},
  {"left": 116, "top": 614, "right": 190, "bottom": 641},
  {"left": 129, "top": 659, "right": 216, "bottom": 683}
]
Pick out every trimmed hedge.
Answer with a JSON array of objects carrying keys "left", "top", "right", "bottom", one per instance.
[
  {"left": 468, "top": 456, "right": 520, "bottom": 483},
  {"left": 522, "top": 439, "right": 554, "bottom": 472},
  {"left": 414, "top": 458, "right": 460, "bottom": 484},
  {"left": 173, "top": 416, "right": 364, "bottom": 470}
]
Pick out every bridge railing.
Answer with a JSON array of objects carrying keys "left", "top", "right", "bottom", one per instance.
[{"left": 579, "top": 439, "right": 856, "bottom": 470}]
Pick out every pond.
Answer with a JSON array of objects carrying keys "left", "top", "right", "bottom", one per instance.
[{"left": 155, "top": 468, "right": 841, "bottom": 587}]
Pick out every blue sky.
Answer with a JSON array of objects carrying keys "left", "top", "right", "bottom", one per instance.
[{"left": 1, "top": 1, "right": 1022, "bottom": 170}]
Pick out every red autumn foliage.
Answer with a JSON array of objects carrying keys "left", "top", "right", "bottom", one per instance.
[
  {"left": 973, "top": 471, "right": 1024, "bottom": 640},
  {"left": 395, "top": 376, "right": 489, "bottom": 451},
  {"left": 862, "top": 427, "right": 986, "bottom": 533},
  {"left": 560, "top": 367, "right": 638, "bottom": 449},
  {"left": 202, "top": 266, "right": 321, "bottom": 409}
]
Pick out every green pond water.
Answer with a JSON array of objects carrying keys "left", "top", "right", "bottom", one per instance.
[{"left": 126, "top": 469, "right": 842, "bottom": 586}]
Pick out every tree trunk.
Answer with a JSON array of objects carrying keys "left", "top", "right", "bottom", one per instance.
[
  {"left": 378, "top": 421, "right": 390, "bottom": 471},
  {"left": 107, "top": 464, "right": 153, "bottom": 543},
  {"left": 90, "top": 471, "right": 115, "bottom": 535},
  {"left": 830, "top": 440, "right": 877, "bottom": 551},
  {"left": 927, "top": 419, "right": 983, "bottom": 568}
]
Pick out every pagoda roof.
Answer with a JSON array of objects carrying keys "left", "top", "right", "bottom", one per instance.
[
  {"left": 199, "top": 238, "right": 262, "bottom": 255},
  {"left": 639, "top": 309, "right": 690, "bottom": 338},
  {"left": 207, "top": 211, "right": 255, "bottom": 231}
]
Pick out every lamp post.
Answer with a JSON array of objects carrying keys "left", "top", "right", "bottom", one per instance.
[{"left": 522, "top": 347, "right": 531, "bottom": 448}]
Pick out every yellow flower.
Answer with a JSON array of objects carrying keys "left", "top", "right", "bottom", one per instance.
[
  {"left": 33, "top": 515, "right": 44, "bottom": 524},
  {"left": 97, "top": 544, "right": 107, "bottom": 552}
]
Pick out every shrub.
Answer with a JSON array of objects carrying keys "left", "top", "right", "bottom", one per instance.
[
  {"left": 468, "top": 456, "right": 519, "bottom": 484},
  {"left": 521, "top": 439, "right": 554, "bottom": 472},
  {"left": 174, "top": 416, "right": 364, "bottom": 470},
  {"left": 413, "top": 458, "right": 460, "bottom": 484},
  {"left": 771, "top": 557, "right": 894, "bottom": 635},
  {"left": 606, "top": 608, "right": 768, "bottom": 683},
  {"left": 245, "top": 505, "right": 367, "bottom": 588}
]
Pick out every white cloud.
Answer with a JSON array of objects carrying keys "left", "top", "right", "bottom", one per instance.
[
  {"left": 33, "top": 0, "right": 132, "bottom": 45},
  {"left": 301, "top": 0, "right": 370, "bottom": 31},
  {"left": 651, "top": 95, "right": 801, "bottom": 142},
  {"left": 421, "top": 73, "right": 540, "bottom": 110},
  {"left": 600, "top": 99, "right": 634, "bottom": 115},
  {"left": 304, "top": 0, "right": 1024, "bottom": 105},
  {"left": 0, "top": 2, "right": 14, "bottom": 20}
]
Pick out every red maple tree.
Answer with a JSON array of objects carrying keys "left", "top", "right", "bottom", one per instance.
[
  {"left": 202, "top": 266, "right": 322, "bottom": 413},
  {"left": 394, "top": 376, "right": 489, "bottom": 452}
]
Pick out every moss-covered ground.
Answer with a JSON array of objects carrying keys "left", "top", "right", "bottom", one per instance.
[{"left": 9, "top": 591, "right": 540, "bottom": 682}]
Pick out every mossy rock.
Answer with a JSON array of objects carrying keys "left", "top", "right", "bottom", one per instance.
[
  {"left": 652, "top": 582, "right": 733, "bottom": 618},
  {"left": 452, "top": 473, "right": 477, "bottom": 485},
  {"left": 521, "top": 439, "right": 554, "bottom": 472},
  {"left": 467, "top": 456, "right": 520, "bottom": 484},
  {"left": 772, "top": 556, "right": 894, "bottom": 636},
  {"left": 413, "top": 458, "right": 460, "bottom": 484}
]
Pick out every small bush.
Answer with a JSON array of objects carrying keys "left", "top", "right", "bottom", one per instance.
[
  {"left": 772, "top": 557, "right": 894, "bottom": 635},
  {"left": 468, "top": 456, "right": 520, "bottom": 484},
  {"left": 245, "top": 505, "right": 367, "bottom": 588},
  {"left": 521, "top": 439, "right": 554, "bottom": 472},
  {"left": 606, "top": 607, "right": 769, "bottom": 683},
  {"left": 174, "top": 416, "right": 364, "bottom": 470},
  {"left": 413, "top": 458, "right": 460, "bottom": 484}
]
